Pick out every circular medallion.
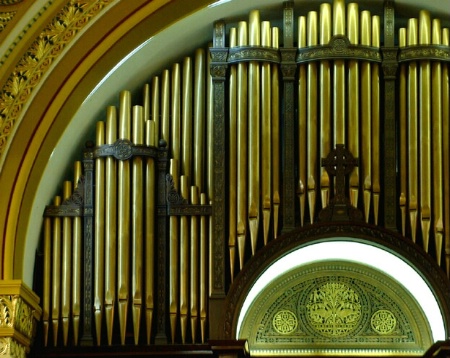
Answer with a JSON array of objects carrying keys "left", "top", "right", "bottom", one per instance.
[
  {"left": 306, "top": 282, "right": 362, "bottom": 337},
  {"left": 371, "top": 310, "right": 396, "bottom": 334},
  {"left": 273, "top": 310, "right": 298, "bottom": 335}
]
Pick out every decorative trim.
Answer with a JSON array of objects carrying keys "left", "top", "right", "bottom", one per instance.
[
  {"left": 227, "top": 46, "right": 280, "bottom": 64},
  {"left": 398, "top": 45, "right": 450, "bottom": 62},
  {"left": 297, "top": 36, "right": 382, "bottom": 64},
  {"left": 0, "top": 0, "right": 113, "bottom": 161},
  {"left": 0, "top": 11, "right": 15, "bottom": 33},
  {"left": 165, "top": 174, "right": 212, "bottom": 216},
  {"left": 0, "top": 280, "right": 41, "bottom": 355},
  {"left": 93, "top": 140, "right": 159, "bottom": 160},
  {"left": 43, "top": 177, "right": 85, "bottom": 217},
  {"left": 0, "top": 0, "right": 24, "bottom": 4}
]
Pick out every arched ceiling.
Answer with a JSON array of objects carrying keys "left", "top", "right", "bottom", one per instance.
[{"left": 0, "top": 0, "right": 448, "bottom": 285}]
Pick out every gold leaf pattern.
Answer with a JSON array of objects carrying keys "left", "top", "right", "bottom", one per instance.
[{"left": 0, "top": 0, "right": 113, "bottom": 159}]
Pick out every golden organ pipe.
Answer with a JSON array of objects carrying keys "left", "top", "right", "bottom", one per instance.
[
  {"left": 399, "top": 28, "right": 407, "bottom": 236},
  {"left": 320, "top": 3, "right": 332, "bottom": 209},
  {"left": 432, "top": 19, "right": 444, "bottom": 265},
  {"left": 333, "top": 0, "right": 346, "bottom": 145},
  {"left": 161, "top": 70, "right": 170, "bottom": 144},
  {"left": 307, "top": 11, "right": 318, "bottom": 224},
  {"left": 180, "top": 176, "right": 189, "bottom": 343},
  {"left": 72, "top": 161, "right": 82, "bottom": 345},
  {"left": 118, "top": 91, "right": 131, "bottom": 345},
  {"left": 169, "top": 159, "right": 179, "bottom": 343},
  {"left": 271, "top": 27, "right": 280, "bottom": 238},
  {"left": 43, "top": 215, "right": 51, "bottom": 346},
  {"left": 182, "top": 57, "right": 193, "bottom": 180},
  {"left": 143, "top": 84, "right": 150, "bottom": 121},
  {"left": 172, "top": 63, "right": 181, "bottom": 164},
  {"left": 190, "top": 186, "right": 199, "bottom": 343},
  {"left": 152, "top": 76, "right": 160, "bottom": 145},
  {"left": 132, "top": 106, "right": 144, "bottom": 344},
  {"left": 51, "top": 196, "right": 61, "bottom": 347},
  {"left": 200, "top": 193, "right": 207, "bottom": 342},
  {"left": 145, "top": 120, "right": 155, "bottom": 344},
  {"left": 261, "top": 20, "right": 271, "bottom": 246},
  {"left": 229, "top": 27, "right": 237, "bottom": 278},
  {"left": 361, "top": 10, "right": 372, "bottom": 222},
  {"left": 298, "top": 15, "right": 307, "bottom": 227},
  {"left": 408, "top": 18, "right": 419, "bottom": 243},
  {"left": 248, "top": 10, "right": 260, "bottom": 255},
  {"left": 443, "top": 28, "right": 450, "bottom": 276},
  {"left": 419, "top": 10, "right": 431, "bottom": 252},
  {"left": 62, "top": 181, "right": 72, "bottom": 346},
  {"left": 206, "top": 43, "right": 215, "bottom": 295},
  {"left": 194, "top": 48, "right": 206, "bottom": 191},
  {"left": 347, "top": 2, "right": 359, "bottom": 207},
  {"left": 237, "top": 21, "right": 248, "bottom": 269},
  {"left": 170, "top": 63, "right": 181, "bottom": 343},
  {"left": 94, "top": 122, "right": 105, "bottom": 345},
  {"left": 371, "top": 16, "right": 381, "bottom": 225},
  {"left": 104, "top": 106, "right": 117, "bottom": 345}
]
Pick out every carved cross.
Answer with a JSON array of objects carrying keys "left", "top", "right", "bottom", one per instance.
[{"left": 322, "top": 144, "right": 358, "bottom": 205}]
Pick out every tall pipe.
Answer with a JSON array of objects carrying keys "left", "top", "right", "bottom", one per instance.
[
  {"left": 229, "top": 27, "right": 238, "bottom": 278},
  {"left": 407, "top": 18, "right": 419, "bottom": 243},
  {"left": 431, "top": 19, "right": 443, "bottom": 263},
  {"left": 320, "top": 3, "right": 332, "bottom": 209},
  {"left": 94, "top": 122, "right": 105, "bottom": 345},
  {"left": 132, "top": 106, "right": 144, "bottom": 344},
  {"left": 399, "top": 28, "right": 407, "bottom": 236},
  {"left": 298, "top": 16, "right": 307, "bottom": 226},
  {"left": 51, "top": 196, "right": 61, "bottom": 346},
  {"left": 261, "top": 20, "right": 272, "bottom": 245},
  {"left": 61, "top": 181, "right": 72, "bottom": 346},
  {"left": 361, "top": 10, "right": 372, "bottom": 222},
  {"left": 248, "top": 10, "right": 261, "bottom": 255},
  {"left": 237, "top": 21, "right": 248, "bottom": 269},
  {"left": 307, "top": 11, "right": 318, "bottom": 223},
  {"left": 371, "top": 15, "right": 381, "bottom": 225},
  {"left": 419, "top": 10, "right": 431, "bottom": 252}
]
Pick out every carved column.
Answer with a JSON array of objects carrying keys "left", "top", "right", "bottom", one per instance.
[
  {"left": 209, "top": 20, "right": 228, "bottom": 339},
  {"left": 280, "top": 1, "right": 297, "bottom": 232},
  {"left": 382, "top": 0, "right": 398, "bottom": 230},
  {"left": 0, "top": 280, "right": 42, "bottom": 357}
]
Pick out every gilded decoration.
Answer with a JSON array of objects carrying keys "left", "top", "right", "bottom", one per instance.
[
  {"left": 0, "top": 337, "right": 26, "bottom": 358},
  {"left": 0, "top": 281, "right": 41, "bottom": 355},
  {"left": 0, "top": 0, "right": 113, "bottom": 159},
  {"left": 0, "top": 11, "right": 15, "bottom": 32},
  {"left": 239, "top": 261, "right": 432, "bottom": 356}
]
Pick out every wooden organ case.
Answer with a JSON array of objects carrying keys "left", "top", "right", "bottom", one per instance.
[{"left": 33, "top": 0, "right": 450, "bottom": 357}]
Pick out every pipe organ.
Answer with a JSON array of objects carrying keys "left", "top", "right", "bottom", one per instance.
[{"left": 37, "top": 0, "right": 450, "bottom": 353}]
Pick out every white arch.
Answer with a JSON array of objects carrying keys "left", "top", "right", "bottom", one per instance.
[{"left": 236, "top": 239, "right": 446, "bottom": 342}]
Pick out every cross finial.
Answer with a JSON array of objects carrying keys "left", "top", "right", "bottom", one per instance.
[{"left": 318, "top": 145, "right": 363, "bottom": 222}]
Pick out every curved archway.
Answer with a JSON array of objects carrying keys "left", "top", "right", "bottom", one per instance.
[{"left": 223, "top": 223, "right": 450, "bottom": 355}]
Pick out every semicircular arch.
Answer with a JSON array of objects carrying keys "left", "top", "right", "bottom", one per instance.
[{"left": 223, "top": 223, "right": 450, "bottom": 356}]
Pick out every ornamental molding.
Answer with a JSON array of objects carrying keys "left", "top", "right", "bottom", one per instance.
[
  {"left": 0, "top": 280, "right": 41, "bottom": 355},
  {"left": 0, "top": 10, "right": 15, "bottom": 33},
  {"left": 0, "top": 0, "right": 113, "bottom": 162}
]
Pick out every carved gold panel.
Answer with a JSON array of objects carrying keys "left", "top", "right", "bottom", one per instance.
[{"left": 239, "top": 261, "right": 432, "bottom": 356}]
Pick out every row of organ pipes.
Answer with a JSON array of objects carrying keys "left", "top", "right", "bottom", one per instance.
[
  {"left": 398, "top": 11, "right": 450, "bottom": 271},
  {"left": 40, "top": 0, "right": 450, "bottom": 349}
]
